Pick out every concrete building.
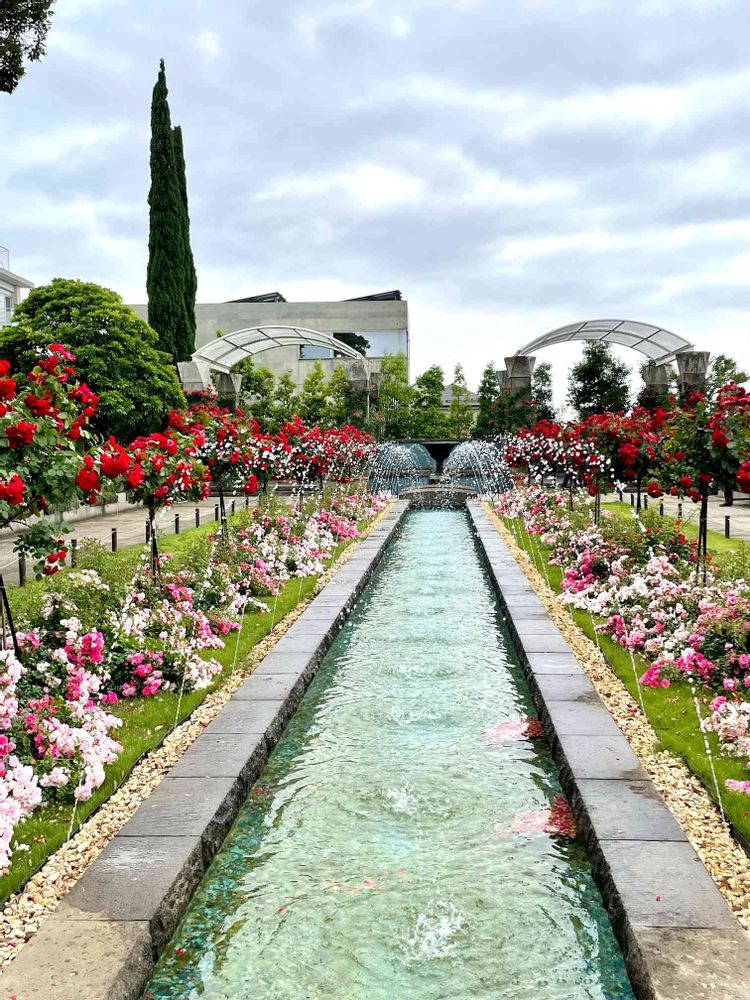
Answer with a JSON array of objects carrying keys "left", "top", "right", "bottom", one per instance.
[
  {"left": 0, "top": 247, "right": 34, "bottom": 327},
  {"left": 129, "top": 290, "right": 409, "bottom": 389}
]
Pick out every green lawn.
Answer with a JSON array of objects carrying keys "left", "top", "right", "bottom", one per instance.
[
  {"left": 498, "top": 512, "right": 750, "bottom": 844},
  {"left": 0, "top": 504, "right": 372, "bottom": 904},
  {"left": 602, "top": 499, "right": 743, "bottom": 554}
]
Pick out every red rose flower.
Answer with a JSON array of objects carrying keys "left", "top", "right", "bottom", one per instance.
[
  {"left": 24, "top": 393, "right": 52, "bottom": 417},
  {"left": 0, "top": 474, "right": 25, "bottom": 506},
  {"left": 711, "top": 429, "right": 729, "bottom": 449},
  {"left": 5, "top": 420, "right": 37, "bottom": 449},
  {"left": 75, "top": 456, "right": 100, "bottom": 493},
  {"left": 0, "top": 377, "right": 16, "bottom": 401},
  {"left": 646, "top": 480, "right": 663, "bottom": 498}
]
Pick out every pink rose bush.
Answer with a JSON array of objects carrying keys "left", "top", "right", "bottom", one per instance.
[
  {"left": 495, "top": 485, "right": 750, "bottom": 781},
  {"left": 0, "top": 489, "right": 386, "bottom": 871}
]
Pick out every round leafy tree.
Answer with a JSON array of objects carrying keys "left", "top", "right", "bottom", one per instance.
[{"left": 1, "top": 279, "right": 185, "bottom": 442}]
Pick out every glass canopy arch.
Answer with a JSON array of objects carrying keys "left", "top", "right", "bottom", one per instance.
[
  {"left": 517, "top": 320, "right": 694, "bottom": 365},
  {"left": 191, "top": 326, "right": 366, "bottom": 374}
]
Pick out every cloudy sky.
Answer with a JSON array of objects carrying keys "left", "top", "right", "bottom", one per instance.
[{"left": 3, "top": 0, "right": 750, "bottom": 408}]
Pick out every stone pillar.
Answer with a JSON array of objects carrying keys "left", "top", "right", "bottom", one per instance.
[
  {"left": 495, "top": 369, "right": 509, "bottom": 392},
  {"left": 214, "top": 371, "right": 242, "bottom": 406},
  {"left": 504, "top": 355, "right": 536, "bottom": 396},
  {"left": 643, "top": 363, "right": 672, "bottom": 396},
  {"left": 675, "top": 351, "right": 710, "bottom": 396},
  {"left": 177, "top": 360, "right": 212, "bottom": 396},
  {"left": 344, "top": 359, "right": 369, "bottom": 391}
]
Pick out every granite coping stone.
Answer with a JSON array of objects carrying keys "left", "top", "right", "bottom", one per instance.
[
  {"left": 253, "top": 649, "right": 319, "bottom": 678},
  {"left": 626, "top": 925, "right": 750, "bottom": 1000},
  {"left": 533, "top": 672, "right": 601, "bottom": 702},
  {"left": 523, "top": 651, "right": 585, "bottom": 675},
  {"left": 169, "top": 731, "right": 268, "bottom": 781},
  {"left": 597, "top": 840, "right": 737, "bottom": 930},
  {"left": 0, "top": 500, "right": 412, "bottom": 1000},
  {"left": 56, "top": 835, "right": 204, "bottom": 950},
  {"left": 0, "top": 916, "right": 153, "bottom": 1000},
  {"left": 232, "top": 672, "right": 303, "bottom": 702},
  {"left": 574, "top": 779, "right": 688, "bottom": 844},
  {"left": 200, "top": 697, "right": 286, "bottom": 738},
  {"left": 511, "top": 629, "right": 573, "bottom": 655},
  {"left": 554, "top": 731, "right": 646, "bottom": 782},
  {"left": 466, "top": 499, "right": 750, "bottom": 998},
  {"left": 117, "top": 775, "right": 245, "bottom": 861}
]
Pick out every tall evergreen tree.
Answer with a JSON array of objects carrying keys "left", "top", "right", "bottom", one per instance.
[
  {"left": 448, "top": 363, "right": 474, "bottom": 438},
  {"left": 474, "top": 362, "right": 499, "bottom": 438},
  {"left": 147, "top": 59, "right": 190, "bottom": 362},
  {"left": 530, "top": 361, "right": 555, "bottom": 421},
  {"left": 172, "top": 124, "right": 197, "bottom": 357}
]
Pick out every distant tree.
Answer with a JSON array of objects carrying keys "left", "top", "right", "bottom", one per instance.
[
  {"left": 2, "top": 279, "right": 185, "bottom": 442},
  {"left": 1, "top": 0, "right": 54, "bottom": 93},
  {"left": 299, "top": 361, "right": 330, "bottom": 426},
  {"left": 412, "top": 365, "right": 448, "bottom": 437},
  {"left": 474, "top": 362, "right": 499, "bottom": 438},
  {"left": 325, "top": 365, "right": 351, "bottom": 428},
  {"left": 238, "top": 357, "right": 275, "bottom": 429},
  {"left": 334, "top": 332, "right": 371, "bottom": 355},
  {"left": 376, "top": 352, "right": 414, "bottom": 440},
  {"left": 448, "top": 363, "right": 474, "bottom": 438},
  {"left": 172, "top": 124, "right": 197, "bottom": 357},
  {"left": 530, "top": 361, "right": 555, "bottom": 421},
  {"left": 147, "top": 60, "right": 191, "bottom": 361},
  {"left": 705, "top": 353, "right": 749, "bottom": 400},
  {"left": 567, "top": 342, "right": 630, "bottom": 418},
  {"left": 274, "top": 372, "right": 300, "bottom": 426}
]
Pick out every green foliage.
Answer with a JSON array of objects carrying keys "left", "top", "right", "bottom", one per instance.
[
  {"left": 706, "top": 354, "right": 749, "bottom": 400},
  {"left": 375, "top": 352, "right": 414, "bottom": 439},
  {"left": 2, "top": 278, "right": 185, "bottom": 442},
  {"left": 299, "top": 361, "right": 330, "bottom": 426},
  {"left": 324, "top": 365, "right": 350, "bottom": 428},
  {"left": 172, "top": 124, "right": 197, "bottom": 358},
  {"left": 530, "top": 361, "right": 555, "bottom": 422},
  {"left": 0, "top": 0, "right": 54, "bottom": 93},
  {"left": 567, "top": 341, "right": 631, "bottom": 418},
  {"left": 239, "top": 357, "right": 276, "bottom": 429},
  {"left": 412, "top": 365, "right": 448, "bottom": 438},
  {"left": 274, "top": 372, "right": 300, "bottom": 426},
  {"left": 147, "top": 60, "right": 193, "bottom": 361},
  {"left": 448, "top": 363, "right": 473, "bottom": 438},
  {"left": 474, "top": 362, "right": 499, "bottom": 438}
]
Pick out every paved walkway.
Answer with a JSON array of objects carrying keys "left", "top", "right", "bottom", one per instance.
[
  {"left": 604, "top": 490, "right": 750, "bottom": 542},
  {"left": 0, "top": 494, "right": 256, "bottom": 587}
]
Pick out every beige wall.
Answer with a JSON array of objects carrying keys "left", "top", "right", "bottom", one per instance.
[{"left": 129, "top": 299, "right": 409, "bottom": 386}]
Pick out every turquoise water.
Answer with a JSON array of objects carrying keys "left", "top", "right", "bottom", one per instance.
[{"left": 146, "top": 510, "right": 634, "bottom": 1000}]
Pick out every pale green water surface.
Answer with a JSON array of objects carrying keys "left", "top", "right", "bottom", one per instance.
[{"left": 146, "top": 510, "right": 634, "bottom": 999}]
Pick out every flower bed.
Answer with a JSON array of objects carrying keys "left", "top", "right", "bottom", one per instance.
[
  {"left": 496, "top": 485, "right": 750, "bottom": 819},
  {"left": 0, "top": 490, "right": 387, "bottom": 883}
]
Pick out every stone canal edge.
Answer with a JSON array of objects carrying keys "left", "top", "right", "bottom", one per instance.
[
  {"left": 4, "top": 497, "right": 747, "bottom": 1000},
  {"left": 467, "top": 498, "right": 750, "bottom": 1000},
  {"left": 0, "top": 501, "right": 411, "bottom": 1000}
]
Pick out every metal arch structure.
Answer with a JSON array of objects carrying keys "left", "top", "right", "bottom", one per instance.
[
  {"left": 517, "top": 320, "right": 695, "bottom": 365},
  {"left": 190, "top": 325, "right": 366, "bottom": 374}
]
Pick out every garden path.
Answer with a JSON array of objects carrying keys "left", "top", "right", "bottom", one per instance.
[
  {"left": 0, "top": 493, "right": 256, "bottom": 586},
  {"left": 604, "top": 490, "right": 750, "bottom": 543}
]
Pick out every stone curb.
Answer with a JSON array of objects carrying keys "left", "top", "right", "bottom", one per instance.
[
  {"left": 467, "top": 500, "right": 750, "bottom": 1000},
  {"left": 0, "top": 501, "right": 411, "bottom": 1000}
]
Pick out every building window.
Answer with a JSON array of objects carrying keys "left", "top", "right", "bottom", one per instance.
[{"left": 299, "top": 345, "right": 334, "bottom": 360}]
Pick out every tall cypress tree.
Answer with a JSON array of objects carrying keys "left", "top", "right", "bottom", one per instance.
[
  {"left": 172, "top": 124, "right": 197, "bottom": 358},
  {"left": 147, "top": 59, "right": 189, "bottom": 362}
]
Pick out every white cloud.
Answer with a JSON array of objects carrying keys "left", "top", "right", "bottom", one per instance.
[
  {"left": 195, "top": 28, "right": 221, "bottom": 62},
  {"left": 256, "top": 163, "right": 424, "bottom": 211}
]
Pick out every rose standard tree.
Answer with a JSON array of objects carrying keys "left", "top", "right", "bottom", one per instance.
[
  {"left": 0, "top": 345, "right": 122, "bottom": 651},
  {"left": 656, "top": 385, "right": 750, "bottom": 580},
  {"left": 123, "top": 429, "right": 210, "bottom": 575},
  {"left": 171, "top": 393, "right": 260, "bottom": 537}
]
